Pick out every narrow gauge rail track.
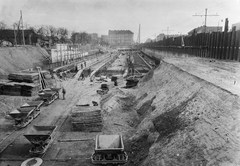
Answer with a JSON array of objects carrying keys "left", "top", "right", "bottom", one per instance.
[
  {"left": 131, "top": 51, "right": 155, "bottom": 72},
  {"left": 0, "top": 54, "right": 111, "bottom": 161}
]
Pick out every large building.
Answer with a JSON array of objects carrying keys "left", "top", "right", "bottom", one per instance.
[
  {"left": 101, "top": 35, "right": 109, "bottom": 43},
  {"left": 156, "top": 33, "right": 165, "bottom": 41},
  {"left": 108, "top": 30, "right": 134, "bottom": 47},
  {"left": 188, "top": 26, "right": 223, "bottom": 35}
]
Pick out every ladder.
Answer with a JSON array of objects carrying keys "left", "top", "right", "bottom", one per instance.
[{"left": 36, "top": 67, "right": 48, "bottom": 90}]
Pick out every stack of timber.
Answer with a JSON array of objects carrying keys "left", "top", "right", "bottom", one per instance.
[
  {"left": 0, "top": 70, "right": 50, "bottom": 96},
  {"left": 0, "top": 80, "right": 40, "bottom": 96},
  {"left": 71, "top": 106, "right": 103, "bottom": 132},
  {"left": 8, "top": 70, "right": 49, "bottom": 83}
]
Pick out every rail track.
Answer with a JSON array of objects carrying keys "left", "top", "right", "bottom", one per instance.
[{"left": 0, "top": 54, "right": 111, "bottom": 161}]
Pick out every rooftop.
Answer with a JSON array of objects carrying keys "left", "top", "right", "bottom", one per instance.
[{"left": 109, "top": 30, "right": 134, "bottom": 34}]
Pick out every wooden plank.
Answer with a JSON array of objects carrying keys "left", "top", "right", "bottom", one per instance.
[
  {"left": 210, "top": 33, "right": 215, "bottom": 58},
  {"left": 206, "top": 33, "right": 210, "bottom": 58},
  {"left": 237, "top": 30, "right": 240, "bottom": 61},
  {"left": 226, "top": 31, "right": 232, "bottom": 60},
  {"left": 213, "top": 32, "right": 218, "bottom": 59},
  {"left": 230, "top": 26, "right": 237, "bottom": 60},
  {"left": 219, "top": 32, "right": 224, "bottom": 59},
  {"left": 211, "top": 33, "right": 216, "bottom": 58},
  {"left": 222, "top": 31, "right": 227, "bottom": 60},
  {"left": 215, "top": 32, "right": 221, "bottom": 59},
  {"left": 202, "top": 33, "right": 205, "bottom": 57},
  {"left": 200, "top": 33, "right": 204, "bottom": 57},
  {"left": 234, "top": 31, "right": 240, "bottom": 60},
  {"left": 196, "top": 34, "right": 199, "bottom": 57}
]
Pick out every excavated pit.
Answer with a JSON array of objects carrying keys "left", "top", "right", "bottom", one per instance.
[
  {"left": 106, "top": 60, "right": 240, "bottom": 166},
  {"left": 95, "top": 54, "right": 128, "bottom": 77}
]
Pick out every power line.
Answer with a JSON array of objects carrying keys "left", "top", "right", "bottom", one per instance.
[
  {"left": 170, "top": 1, "right": 227, "bottom": 33},
  {"left": 162, "top": 27, "right": 174, "bottom": 38},
  {"left": 193, "top": 8, "right": 219, "bottom": 33}
]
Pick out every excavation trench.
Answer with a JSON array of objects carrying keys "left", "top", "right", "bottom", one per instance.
[{"left": 101, "top": 58, "right": 240, "bottom": 166}]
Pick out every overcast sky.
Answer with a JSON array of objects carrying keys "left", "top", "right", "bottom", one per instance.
[{"left": 0, "top": 0, "right": 239, "bottom": 42}]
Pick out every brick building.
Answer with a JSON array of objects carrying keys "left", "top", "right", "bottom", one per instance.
[{"left": 108, "top": 30, "right": 134, "bottom": 47}]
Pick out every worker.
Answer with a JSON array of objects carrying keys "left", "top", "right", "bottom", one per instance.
[
  {"left": 88, "top": 67, "right": 92, "bottom": 77},
  {"left": 62, "top": 87, "right": 66, "bottom": 100},
  {"left": 114, "top": 80, "right": 118, "bottom": 86},
  {"left": 84, "top": 61, "right": 86, "bottom": 67},
  {"left": 80, "top": 72, "right": 85, "bottom": 80},
  {"left": 59, "top": 72, "right": 63, "bottom": 79},
  {"left": 62, "top": 72, "right": 67, "bottom": 80}
]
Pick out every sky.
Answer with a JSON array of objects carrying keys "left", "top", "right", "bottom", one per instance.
[{"left": 0, "top": 0, "right": 239, "bottom": 42}]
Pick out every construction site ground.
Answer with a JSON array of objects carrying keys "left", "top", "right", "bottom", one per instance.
[{"left": 1, "top": 49, "right": 240, "bottom": 166}]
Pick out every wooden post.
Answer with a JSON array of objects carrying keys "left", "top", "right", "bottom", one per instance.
[
  {"left": 233, "top": 30, "right": 240, "bottom": 60},
  {"left": 236, "top": 31, "right": 240, "bottom": 61},
  {"left": 206, "top": 33, "right": 210, "bottom": 57},
  {"left": 210, "top": 33, "right": 214, "bottom": 58},
  {"left": 219, "top": 32, "right": 223, "bottom": 59},
  {"left": 230, "top": 26, "right": 236, "bottom": 60},
  {"left": 221, "top": 18, "right": 229, "bottom": 59},
  {"left": 215, "top": 32, "right": 220, "bottom": 59},
  {"left": 226, "top": 31, "right": 232, "bottom": 60},
  {"left": 213, "top": 32, "right": 218, "bottom": 59}
]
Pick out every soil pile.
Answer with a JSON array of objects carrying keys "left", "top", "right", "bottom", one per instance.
[
  {"left": 126, "top": 61, "right": 240, "bottom": 166},
  {"left": 0, "top": 46, "right": 47, "bottom": 76}
]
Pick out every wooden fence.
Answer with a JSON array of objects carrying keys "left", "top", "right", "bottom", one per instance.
[{"left": 143, "top": 21, "right": 240, "bottom": 61}]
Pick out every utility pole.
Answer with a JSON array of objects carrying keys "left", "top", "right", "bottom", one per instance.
[
  {"left": 20, "top": 10, "right": 25, "bottom": 45},
  {"left": 137, "top": 24, "right": 141, "bottom": 44},
  {"left": 13, "top": 24, "right": 17, "bottom": 46},
  {"left": 162, "top": 27, "right": 174, "bottom": 38},
  {"left": 193, "top": 8, "right": 219, "bottom": 33}
]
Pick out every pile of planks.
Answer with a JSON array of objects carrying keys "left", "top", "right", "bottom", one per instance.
[
  {"left": 0, "top": 81, "right": 40, "bottom": 96},
  {"left": 8, "top": 72, "right": 40, "bottom": 83},
  {"left": 0, "top": 70, "right": 50, "bottom": 96},
  {"left": 71, "top": 106, "right": 103, "bottom": 132}
]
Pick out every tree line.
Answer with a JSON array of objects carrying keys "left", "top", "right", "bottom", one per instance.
[{"left": 0, "top": 20, "right": 100, "bottom": 45}]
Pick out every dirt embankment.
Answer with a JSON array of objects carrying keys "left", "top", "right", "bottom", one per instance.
[
  {"left": 123, "top": 61, "right": 240, "bottom": 166},
  {"left": 0, "top": 46, "right": 47, "bottom": 76}
]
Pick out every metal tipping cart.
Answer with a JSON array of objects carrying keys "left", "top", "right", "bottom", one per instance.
[
  {"left": 38, "top": 88, "right": 61, "bottom": 105},
  {"left": 91, "top": 135, "right": 128, "bottom": 165},
  {"left": 24, "top": 125, "right": 57, "bottom": 155},
  {"left": 9, "top": 101, "right": 44, "bottom": 128}
]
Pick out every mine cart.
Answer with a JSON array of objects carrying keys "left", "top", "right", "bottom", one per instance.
[
  {"left": 20, "top": 100, "right": 44, "bottom": 110},
  {"left": 38, "top": 88, "right": 60, "bottom": 105},
  {"left": 96, "top": 84, "right": 109, "bottom": 95},
  {"left": 24, "top": 125, "right": 57, "bottom": 155},
  {"left": 91, "top": 135, "right": 128, "bottom": 165},
  {"left": 9, "top": 101, "right": 44, "bottom": 129}
]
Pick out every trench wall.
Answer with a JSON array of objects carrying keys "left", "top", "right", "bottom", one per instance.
[
  {"left": 131, "top": 60, "right": 240, "bottom": 166},
  {"left": 0, "top": 46, "right": 47, "bottom": 76}
]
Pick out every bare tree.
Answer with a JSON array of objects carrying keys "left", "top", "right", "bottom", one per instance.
[
  {"left": 48, "top": 25, "right": 57, "bottom": 37},
  {"left": 0, "top": 21, "right": 7, "bottom": 30},
  {"left": 57, "top": 27, "right": 68, "bottom": 43},
  {"left": 13, "top": 22, "right": 19, "bottom": 30},
  {"left": 35, "top": 25, "right": 49, "bottom": 36}
]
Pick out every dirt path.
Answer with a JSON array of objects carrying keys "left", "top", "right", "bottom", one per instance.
[
  {"left": 0, "top": 52, "right": 138, "bottom": 166},
  {"left": 0, "top": 54, "right": 119, "bottom": 165}
]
